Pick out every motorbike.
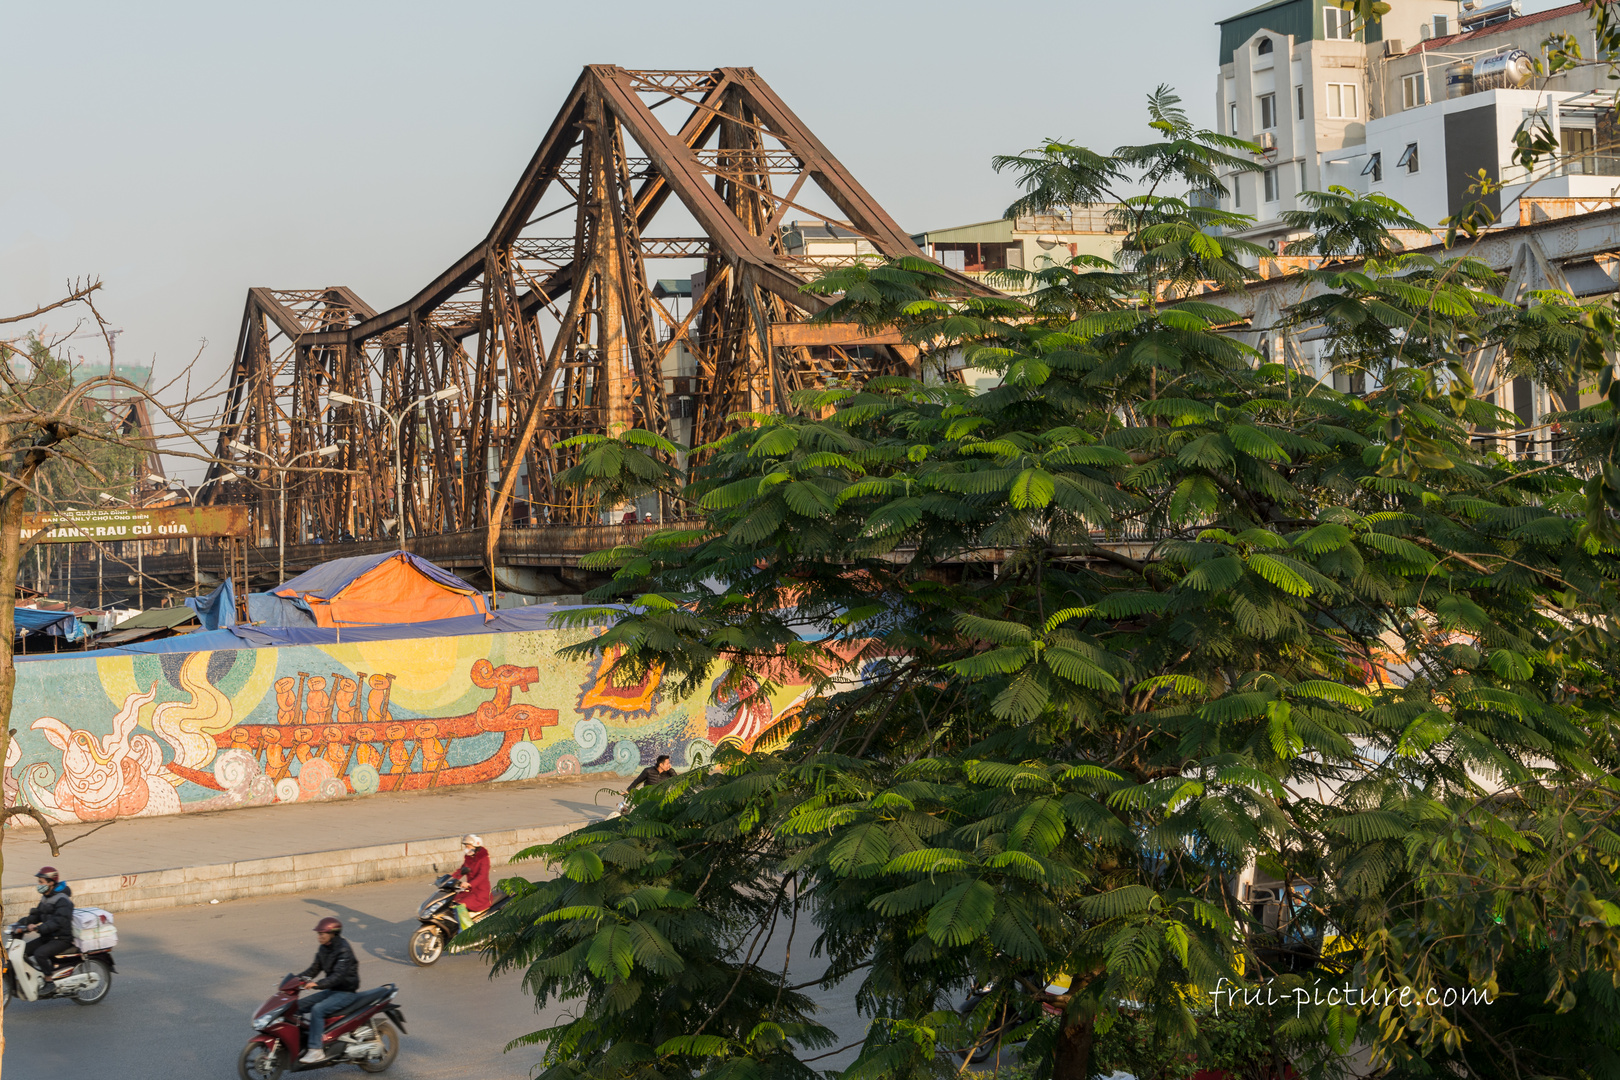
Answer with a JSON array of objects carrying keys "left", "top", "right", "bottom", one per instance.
[
  {"left": 1, "top": 924, "right": 114, "bottom": 1007},
  {"left": 408, "top": 874, "right": 508, "bottom": 966},
  {"left": 947, "top": 973, "right": 1072, "bottom": 1066},
  {"left": 238, "top": 974, "right": 406, "bottom": 1078}
]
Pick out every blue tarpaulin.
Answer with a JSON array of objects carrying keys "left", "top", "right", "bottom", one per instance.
[
  {"left": 18, "top": 602, "right": 615, "bottom": 661},
  {"left": 184, "top": 577, "right": 237, "bottom": 630},
  {"left": 13, "top": 607, "right": 87, "bottom": 642},
  {"left": 245, "top": 590, "right": 318, "bottom": 627}
]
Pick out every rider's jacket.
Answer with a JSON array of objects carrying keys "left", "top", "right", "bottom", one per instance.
[
  {"left": 300, "top": 934, "right": 359, "bottom": 992},
  {"left": 24, "top": 883, "right": 73, "bottom": 942}
]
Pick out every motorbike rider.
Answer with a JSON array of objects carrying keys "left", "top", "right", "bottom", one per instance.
[
  {"left": 626, "top": 754, "right": 674, "bottom": 794},
  {"left": 18, "top": 867, "right": 74, "bottom": 978},
  {"left": 296, "top": 917, "right": 360, "bottom": 1064},
  {"left": 450, "top": 834, "right": 490, "bottom": 931}
]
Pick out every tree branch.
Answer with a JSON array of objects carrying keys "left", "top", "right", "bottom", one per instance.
[
  {"left": 1, "top": 807, "right": 61, "bottom": 857},
  {"left": 0, "top": 280, "right": 102, "bottom": 326}
]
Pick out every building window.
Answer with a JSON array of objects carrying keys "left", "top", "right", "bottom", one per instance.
[
  {"left": 1324, "top": 6, "right": 1354, "bottom": 40},
  {"left": 1298, "top": 158, "right": 1308, "bottom": 191},
  {"left": 1259, "top": 93, "right": 1277, "bottom": 130},
  {"left": 1296, "top": 84, "right": 1305, "bottom": 119},
  {"left": 1396, "top": 142, "right": 1419, "bottom": 172},
  {"left": 1264, "top": 168, "right": 1279, "bottom": 202},
  {"left": 1230, "top": 102, "right": 1239, "bottom": 135},
  {"left": 1258, "top": 36, "right": 1274, "bottom": 54},
  {"left": 1401, "top": 73, "right": 1426, "bottom": 109},
  {"left": 1431, "top": 13, "right": 1448, "bottom": 36},
  {"left": 1233, "top": 175, "right": 1242, "bottom": 208},
  {"left": 1326, "top": 82, "right": 1359, "bottom": 118},
  {"left": 1361, "top": 151, "right": 1382, "bottom": 182},
  {"left": 931, "top": 242, "right": 1019, "bottom": 272},
  {"left": 1562, "top": 127, "right": 1596, "bottom": 173}
]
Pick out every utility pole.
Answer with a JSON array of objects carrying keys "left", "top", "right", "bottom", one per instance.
[{"left": 153, "top": 472, "right": 239, "bottom": 594}]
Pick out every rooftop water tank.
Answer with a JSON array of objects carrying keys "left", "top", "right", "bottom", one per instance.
[
  {"left": 1472, "top": 49, "right": 1534, "bottom": 91},
  {"left": 1445, "top": 60, "right": 1474, "bottom": 99}
]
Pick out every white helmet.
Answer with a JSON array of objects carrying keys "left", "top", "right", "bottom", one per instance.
[{"left": 462, "top": 834, "right": 483, "bottom": 848}]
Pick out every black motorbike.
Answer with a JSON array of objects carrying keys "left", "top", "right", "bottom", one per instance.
[{"left": 408, "top": 875, "right": 507, "bottom": 966}]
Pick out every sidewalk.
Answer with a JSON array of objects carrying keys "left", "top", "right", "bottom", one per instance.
[{"left": 0, "top": 776, "right": 616, "bottom": 914}]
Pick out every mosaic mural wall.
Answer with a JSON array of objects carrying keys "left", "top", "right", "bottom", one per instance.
[{"left": 4, "top": 628, "right": 813, "bottom": 825}]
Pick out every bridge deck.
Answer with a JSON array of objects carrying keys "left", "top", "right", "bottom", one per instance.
[{"left": 60, "top": 522, "right": 1153, "bottom": 599}]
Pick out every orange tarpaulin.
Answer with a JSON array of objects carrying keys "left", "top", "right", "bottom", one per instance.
[{"left": 273, "top": 552, "right": 487, "bottom": 629}]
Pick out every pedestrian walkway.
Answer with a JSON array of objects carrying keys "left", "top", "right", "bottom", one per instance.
[{"left": 0, "top": 776, "right": 616, "bottom": 913}]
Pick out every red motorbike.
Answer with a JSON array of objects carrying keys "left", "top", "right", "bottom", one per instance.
[{"left": 238, "top": 974, "right": 406, "bottom": 1078}]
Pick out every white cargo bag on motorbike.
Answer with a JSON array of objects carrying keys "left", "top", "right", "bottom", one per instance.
[{"left": 71, "top": 907, "right": 117, "bottom": 952}]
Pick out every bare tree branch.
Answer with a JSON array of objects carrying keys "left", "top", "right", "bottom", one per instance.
[{"left": 0, "top": 280, "right": 102, "bottom": 327}]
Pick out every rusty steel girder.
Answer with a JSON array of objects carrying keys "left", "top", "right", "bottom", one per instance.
[{"left": 204, "top": 66, "right": 988, "bottom": 564}]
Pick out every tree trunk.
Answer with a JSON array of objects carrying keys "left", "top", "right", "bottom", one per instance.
[
  {"left": 1052, "top": 1012, "right": 1096, "bottom": 1080},
  {"left": 0, "top": 459, "right": 24, "bottom": 1075},
  {"left": 0, "top": 427, "right": 76, "bottom": 1078}
]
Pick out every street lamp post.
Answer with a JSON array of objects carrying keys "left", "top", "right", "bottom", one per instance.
[
  {"left": 228, "top": 442, "right": 346, "bottom": 586},
  {"left": 327, "top": 387, "right": 460, "bottom": 550},
  {"left": 151, "top": 472, "right": 240, "bottom": 595}
]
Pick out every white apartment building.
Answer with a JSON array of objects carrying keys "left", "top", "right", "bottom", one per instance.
[{"left": 1216, "top": 0, "right": 1617, "bottom": 245}]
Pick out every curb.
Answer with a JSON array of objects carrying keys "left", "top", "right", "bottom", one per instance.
[{"left": 1, "top": 820, "right": 589, "bottom": 916}]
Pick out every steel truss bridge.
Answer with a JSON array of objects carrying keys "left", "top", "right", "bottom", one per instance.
[
  {"left": 185, "top": 65, "right": 995, "bottom": 595},
  {"left": 73, "top": 74, "right": 1620, "bottom": 603}
]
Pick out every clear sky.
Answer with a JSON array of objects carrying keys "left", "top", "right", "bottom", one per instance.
[{"left": 1, "top": 0, "right": 1574, "bottom": 412}]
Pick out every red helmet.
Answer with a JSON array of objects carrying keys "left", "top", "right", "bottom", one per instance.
[
  {"left": 313, "top": 917, "right": 342, "bottom": 934},
  {"left": 35, "top": 867, "right": 58, "bottom": 882}
]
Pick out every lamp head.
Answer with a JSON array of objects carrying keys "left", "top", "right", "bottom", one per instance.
[
  {"left": 145, "top": 474, "right": 166, "bottom": 485},
  {"left": 328, "top": 392, "right": 358, "bottom": 406},
  {"left": 229, "top": 440, "right": 256, "bottom": 456},
  {"left": 97, "top": 493, "right": 116, "bottom": 504}
]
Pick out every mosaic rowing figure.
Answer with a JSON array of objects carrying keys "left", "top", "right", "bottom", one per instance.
[{"left": 168, "top": 659, "right": 556, "bottom": 794}]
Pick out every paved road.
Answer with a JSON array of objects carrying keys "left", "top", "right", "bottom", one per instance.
[
  {"left": 2, "top": 876, "right": 868, "bottom": 1079},
  {"left": 0, "top": 776, "right": 612, "bottom": 890}
]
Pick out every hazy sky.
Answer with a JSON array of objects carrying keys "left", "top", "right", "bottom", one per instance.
[{"left": 2, "top": 0, "right": 1572, "bottom": 410}]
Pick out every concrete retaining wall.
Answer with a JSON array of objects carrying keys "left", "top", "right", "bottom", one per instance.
[{"left": 1, "top": 820, "right": 587, "bottom": 915}]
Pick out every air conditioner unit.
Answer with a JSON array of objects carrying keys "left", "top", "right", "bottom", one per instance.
[
  {"left": 1257, "top": 131, "right": 1277, "bottom": 150},
  {"left": 1385, "top": 38, "right": 1405, "bottom": 55}
]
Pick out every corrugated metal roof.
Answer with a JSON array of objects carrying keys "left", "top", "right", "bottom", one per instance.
[
  {"left": 1217, "top": 0, "right": 1312, "bottom": 66},
  {"left": 94, "top": 623, "right": 197, "bottom": 647},
  {"left": 1217, "top": 0, "right": 1296, "bottom": 25},
  {"left": 1409, "top": 1, "right": 1585, "bottom": 54},
  {"left": 107, "top": 606, "right": 200, "bottom": 631}
]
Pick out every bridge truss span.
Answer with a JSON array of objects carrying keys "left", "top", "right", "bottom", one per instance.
[{"left": 209, "top": 65, "right": 985, "bottom": 556}]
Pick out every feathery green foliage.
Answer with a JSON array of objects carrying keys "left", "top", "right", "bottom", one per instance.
[{"left": 469, "top": 92, "right": 1620, "bottom": 1080}]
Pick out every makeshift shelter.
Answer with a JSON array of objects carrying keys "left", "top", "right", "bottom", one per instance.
[
  {"left": 266, "top": 551, "right": 487, "bottom": 629},
  {"left": 14, "top": 606, "right": 88, "bottom": 643},
  {"left": 92, "top": 606, "right": 199, "bottom": 647}
]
